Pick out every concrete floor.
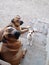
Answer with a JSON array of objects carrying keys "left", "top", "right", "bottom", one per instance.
[
  {"left": 0, "top": 0, "right": 49, "bottom": 28},
  {"left": 0, "top": 0, "right": 49, "bottom": 65},
  {"left": 20, "top": 21, "right": 48, "bottom": 65}
]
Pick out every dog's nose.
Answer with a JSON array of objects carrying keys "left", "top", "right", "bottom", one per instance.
[
  {"left": 12, "top": 30, "right": 21, "bottom": 39},
  {"left": 20, "top": 21, "right": 24, "bottom": 25}
]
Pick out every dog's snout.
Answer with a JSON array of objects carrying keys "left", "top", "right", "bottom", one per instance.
[
  {"left": 12, "top": 30, "right": 21, "bottom": 39},
  {"left": 8, "top": 28, "right": 21, "bottom": 39},
  {"left": 20, "top": 21, "right": 24, "bottom": 25},
  {"left": 3, "top": 27, "right": 21, "bottom": 40}
]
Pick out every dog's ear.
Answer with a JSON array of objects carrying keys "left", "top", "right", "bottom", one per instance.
[
  {"left": 20, "top": 21, "right": 24, "bottom": 25},
  {"left": 1, "top": 36, "right": 7, "bottom": 43}
]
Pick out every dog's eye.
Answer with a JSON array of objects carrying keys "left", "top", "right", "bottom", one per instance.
[
  {"left": 8, "top": 34, "right": 13, "bottom": 37},
  {"left": 8, "top": 29, "right": 13, "bottom": 32}
]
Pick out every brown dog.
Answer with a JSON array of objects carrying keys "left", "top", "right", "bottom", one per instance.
[
  {"left": 0, "top": 15, "right": 29, "bottom": 41},
  {"left": 6, "top": 15, "right": 29, "bottom": 33},
  {"left": 1, "top": 27, "right": 27, "bottom": 65}
]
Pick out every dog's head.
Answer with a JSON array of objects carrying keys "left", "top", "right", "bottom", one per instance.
[
  {"left": 11, "top": 15, "right": 24, "bottom": 27},
  {"left": 2, "top": 27, "right": 21, "bottom": 42},
  {"left": 28, "top": 30, "right": 33, "bottom": 35}
]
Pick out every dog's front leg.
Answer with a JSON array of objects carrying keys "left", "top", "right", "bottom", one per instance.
[{"left": 15, "top": 48, "right": 27, "bottom": 65}]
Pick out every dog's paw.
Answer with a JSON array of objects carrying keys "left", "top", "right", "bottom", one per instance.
[
  {"left": 27, "top": 26, "right": 31, "bottom": 28},
  {"left": 22, "top": 48, "right": 27, "bottom": 58}
]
